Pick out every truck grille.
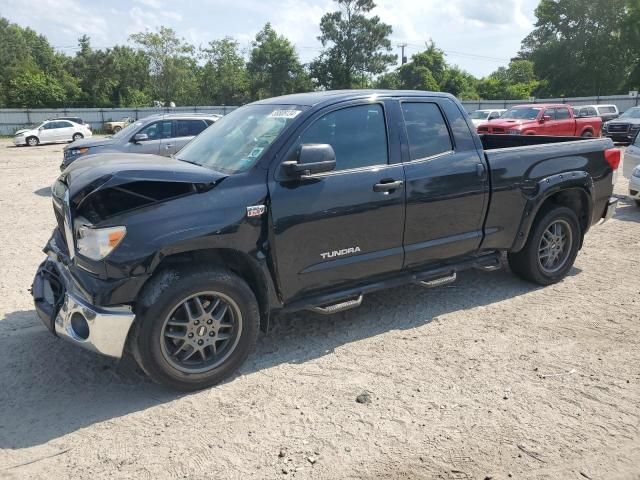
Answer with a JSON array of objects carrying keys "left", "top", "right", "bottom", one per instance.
[
  {"left": 607, "top": 123, "right": 630, "bottom": 133},
  {"left": 477, "top": 126, "right": 505, "bottom": 134}
]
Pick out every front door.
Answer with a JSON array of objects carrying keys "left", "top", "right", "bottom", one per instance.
[
  {"left": 128, "top": 120, "right": 173, "bottom": 155},
  {"left": 399, "top": 98, "right": 489, "bottom": 268},
  {"left": 269, "top": 101, "right": 405, "bottom": 302},
  {"left": 162, "top": 119, "right": 209, "bottom": 156}
]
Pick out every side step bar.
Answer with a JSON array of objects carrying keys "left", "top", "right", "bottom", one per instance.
[
  {"left": 287, "top": 251, "right": 503, "bottom": 316},
  {"left": 417, "top": 272, "right": 456, "bottom": 288},
  {"left": 310, "top": 295, "right": 363, "bottom": 315}
]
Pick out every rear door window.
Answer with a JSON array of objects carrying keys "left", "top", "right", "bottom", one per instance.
[
  {"left": 556, "top": 108, "right": 571, "bottom": 120},
  {"left": 176, "top": 119, "right": 208, "bottom": 137},
  {"left": 401, "top": 102, "right": 453, "bottom": 161}
]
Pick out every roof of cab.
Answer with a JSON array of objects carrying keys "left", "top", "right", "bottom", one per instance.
[{"left": 253, "top": 89, "right": 456, "bottom": 107}]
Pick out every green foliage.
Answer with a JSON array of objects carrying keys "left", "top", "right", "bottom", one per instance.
[
  {"left": 477, "top": 60, "right": 540, "bottom": 100},
  {"left": 311, "top": 0, "right": 396, "bottom": 89},
  {"left": 200, "top": 37, "right": 248, "bottom": 105},
  {"left": 7, "top": 71, "right": 67, "bottom": 107},
  {"left": 247, "top": 23, "right": 312, "bottom": 99},
  {"left": 520, "top": 0, "right": 638, "bottom": 96}
]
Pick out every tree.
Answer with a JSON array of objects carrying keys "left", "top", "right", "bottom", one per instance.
[
  {"left": 129, "top": 26, "right": 196, "bottom": 104},
  {"left": 396, "top": 42, "right": 446, "bottom": 91},
  {"left": 200, "top": 38, "right": 248, "bottom": 105},
  {"left": 477, "top": 59, "right": 540, "bottom": 99},
  {"left": 247, "top": 23, "right": 311, "bottom": 99},
  {"left": 519, "top": 0, "right": 636, "bottom": 96},
  {"left": 311, "top": 0, "right": 396, "bottom": 89},
  {"left": 7, "top": 71, "right": 66, "bottom": 107}
]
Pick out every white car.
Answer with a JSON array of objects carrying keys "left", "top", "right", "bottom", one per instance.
[
  {"left": 14, "top": 120, "right": 92, "bottom": 147},
  {"left": 469, "top": 109, "right": 506, "bottom": 127},
  {"left": 625, "top": 132, "right": 640, "bottom": 206},
  {"left": 574, "top": 104, "right": 619, "bottom": 122}
]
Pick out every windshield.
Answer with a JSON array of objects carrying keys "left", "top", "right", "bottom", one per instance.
[
  {"left": 175, "top": 104, "right": 308, "bottom": 174},
  {"left": 470, "top": 111, "right": 489, "bottom": 120},
  {"left": 621, "top": 107, "right": 640, "bottom": 119},
  {"left": 111, "top": 120, "right": 144, "bottom": 139},
  {"left": 502, "top": 107, "right": 542, "bottom": 120}
]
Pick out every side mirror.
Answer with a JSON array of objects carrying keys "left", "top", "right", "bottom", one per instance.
[
  {"left": 38, "top": 127, "right": 44, "bottom": 132},
  {"left": 133, "top": 133, "right": 149, "bottom": 143},
  {"left": 282, "top": 144, "right": 336, "bottom": 177},
  {"left": 540, "top": 115, "right": 552, "bottom": 123}
]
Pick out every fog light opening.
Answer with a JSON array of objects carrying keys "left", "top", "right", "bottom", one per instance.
[{"left": 70, "top": 312, "right": 90, "bottom": 340}]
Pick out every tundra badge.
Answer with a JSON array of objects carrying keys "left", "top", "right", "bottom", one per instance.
[{"left": 246, "top": 205, "right": 266, "bottom": 217}]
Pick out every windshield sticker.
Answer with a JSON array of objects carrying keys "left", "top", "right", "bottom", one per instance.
[
  {"left": 268, "top": 109, "right": 302, "bottom": 119},
  {"left": 248, "top": 147, "right": 264, "bottom": 158}
]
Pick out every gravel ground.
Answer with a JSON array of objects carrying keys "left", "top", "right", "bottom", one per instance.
[{"left": 0, "top": 139, "right": 639, "bottom": 480}]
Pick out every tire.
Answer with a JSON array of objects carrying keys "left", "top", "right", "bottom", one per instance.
[
  {"left": 133, "top": 267, "right": 259, "bottom": 391},
  {"left": 508, "top": 206, "right": 581, "bottom": 285},
  {"left": 26, "top": 136, "right": 39, "bottom": 147},
  {"left": 581, "top": 130, "right": 593, "bottom": 138},
  {"left": 113, "top": 126, "right": 122, "bottom": 133},
  {"left": 72, "top": 133, "right": 83, "bottom": 142}
]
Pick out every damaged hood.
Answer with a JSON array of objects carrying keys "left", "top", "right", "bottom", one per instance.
[{"left": 60, "top": 153, "right": 226, "bottom": 205}]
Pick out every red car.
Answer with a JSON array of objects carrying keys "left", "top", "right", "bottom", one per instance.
[{"left": 476, "top": 104, "right": 602, "bottom": 137}]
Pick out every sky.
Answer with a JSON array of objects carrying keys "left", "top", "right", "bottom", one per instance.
[{"left": 0, "top": 0, "right": 540, "bottom": 78}]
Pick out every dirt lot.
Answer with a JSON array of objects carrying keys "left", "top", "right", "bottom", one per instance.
[{"left": 0, "top": 138, "right": 639, "bottom": 480}]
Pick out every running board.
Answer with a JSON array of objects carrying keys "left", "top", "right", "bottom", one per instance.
[
  {"left": 417, "top": 272, "right": 457, "bottom": 288},
  {"left": 309, "top": 295, "right": 363, "bottom": 315},
  {"left": 475, "top": 256, "right": 502, "bottom": 272}
]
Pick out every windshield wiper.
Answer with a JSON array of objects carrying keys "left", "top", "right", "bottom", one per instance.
[{"left": 175, "top": 157, "right": 201, "bottom": 166}]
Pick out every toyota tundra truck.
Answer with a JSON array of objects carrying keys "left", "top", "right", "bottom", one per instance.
[{"left": 32, "top": 90, "right": 620, "bottom": 391}]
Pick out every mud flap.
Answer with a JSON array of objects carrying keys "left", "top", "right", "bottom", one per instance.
[{"left": 31, "top": 261, "right": 65, "bottom": 334}]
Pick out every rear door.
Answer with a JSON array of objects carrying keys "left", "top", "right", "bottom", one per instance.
[
  {"left": 164, "top": 119, "right": 209, "bottom": 156},
  {"left": 555, "top": 106, "right": 574, "bottom": 135},
  {"left": 269, "top": 100, "right": 406, "bottom": 301},
  {"left": 56, "top": 121, "right": 76, "bottom": 141},
  {"left": 399, "top": 97, "right": 489, "bottom": 269}
]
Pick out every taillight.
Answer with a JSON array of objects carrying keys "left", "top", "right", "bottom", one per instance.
[{"left": 604, "top": 148, "right": 621, "bottom": 170}]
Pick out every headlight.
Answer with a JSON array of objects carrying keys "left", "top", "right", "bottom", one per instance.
[
  {"left": 76, "top": 226, "right": 126, "bottom": 260},
  {"left": 602, "top": 122, "right": 609, "bottom": 131},
  {"left": 15, "top": 133, "right": 24, "bottom": 137},
  {"left": 633, "top": 167, "right": 640, "bottom": 178},
  {"left": 507, "top": 129, "right": 521, "bottom": 135},
  {"left": 69, "top": 147, "right": 89, "bottom": 156}
]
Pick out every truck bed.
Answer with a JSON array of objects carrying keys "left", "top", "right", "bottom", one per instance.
[{"left": 479, "top": 134, "right": 615, "bottom": 252}]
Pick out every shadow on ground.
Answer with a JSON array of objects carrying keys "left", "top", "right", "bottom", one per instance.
[
  {"left": 613, "top": 196, "right": 640, "bottom": 223},
  {"left": 33, "top": 186, "right": 51, "bottom": 197},
  {"left": 0, "top": 267, "right": 551, "bottom": 450}
]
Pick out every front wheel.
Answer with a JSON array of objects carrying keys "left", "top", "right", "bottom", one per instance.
[
  {"left": 133, "top": 267, "right": 259, "bottom": 391},
  {"left": 508, "top": 206, "right": 581, "bottom": 285},
  {"left": 113, "top": 126, "right": 122, "bottom": 133},
  {"left": 26, "top": 136, "right": 39, "bottom": 146},
  {"left": 72, "top": 133, "right": 83, "bottom": 142}
]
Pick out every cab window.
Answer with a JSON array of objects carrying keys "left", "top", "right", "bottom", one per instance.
[
  {"left": 296, "top": 104, "right": 388, "bottom": 171},
  {"left": 556, "top": 107, "right": 571, "bottom": 120},
  {"left": 401, "top": 102, "right": 453, "bottom": 160}
]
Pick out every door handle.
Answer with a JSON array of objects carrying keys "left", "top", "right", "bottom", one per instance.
[
  {"left": 165, "top": 144, "right": 173, "bottom": 149},
  {"left": 373, "top": 179, "right": 404, "bottom": 192},
  {"left": 476, "top": 163, "right": 487, "bottom": 179}
]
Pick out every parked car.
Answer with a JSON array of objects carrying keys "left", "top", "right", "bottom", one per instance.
[
  {"left": 14, "top": 120, "right": 92, "bottom": 147},
  {"left": 56, "top": 116, "right": 92, "bottom": 130},
  {"left": 477, "top": 104, "right": 602, "bottom": 137},
  {"left": 33, "top": 90, "right": 620, "bottom": 390},
  {"left": 602, "top": 106, "right": 640, "bottom": 143},
  {"left": 103, "top": 117, "right": 132, "bottom": 133},
  {"left": 573, "top": 105, "right": 619, "bottom": 123},
  {"left": 61, "top": 114, "right": 220, "bottom": 169},
  {"left": 468, "top": 109, "right": 506, "bottom": 127},
  {"left": 623, "top": 131, "right": 640, "bottom": 205}
]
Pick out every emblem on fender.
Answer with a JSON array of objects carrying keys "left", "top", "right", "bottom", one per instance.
[{"left": 321, "top": 246, "right": 361, "bottom": 259}]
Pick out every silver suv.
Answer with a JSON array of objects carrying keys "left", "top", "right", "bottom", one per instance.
[{"left": 61, "top": 113, "right": 221, "bottom": 170}]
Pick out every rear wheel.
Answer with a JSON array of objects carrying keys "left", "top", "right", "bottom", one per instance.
[
  {"left": 508, "top": 206, "right": 580, "bottom": 285},
  {"left": 581, "top": 130, "right": 594, "bottom": 138},
  {"left": 72, "top": 132, "right": 83, "bottom": 142},
  {"left": 26, "top": 136, "right": 39, "bottom": 147},
  {"left": 133, "top": 267, "right": 259, "bottom": 391}
]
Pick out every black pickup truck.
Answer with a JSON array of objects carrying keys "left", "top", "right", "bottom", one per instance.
[{"left": 32, "top": 90, "right": 620, "bottom": 390}]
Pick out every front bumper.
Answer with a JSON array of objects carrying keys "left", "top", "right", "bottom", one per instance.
[
  {"left": 601, "top": 196, "right": 618, "bottom": 223},
  {"left": 14, "top": 136, "right": 26, "bottom": 145},
  {"left": 32, "top": 258, "right": 135, "bottom": 359}
]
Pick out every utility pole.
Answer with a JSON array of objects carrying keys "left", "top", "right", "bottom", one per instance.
[{"left": 397, "top": 43, "right": 407, "bottom": 65}]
